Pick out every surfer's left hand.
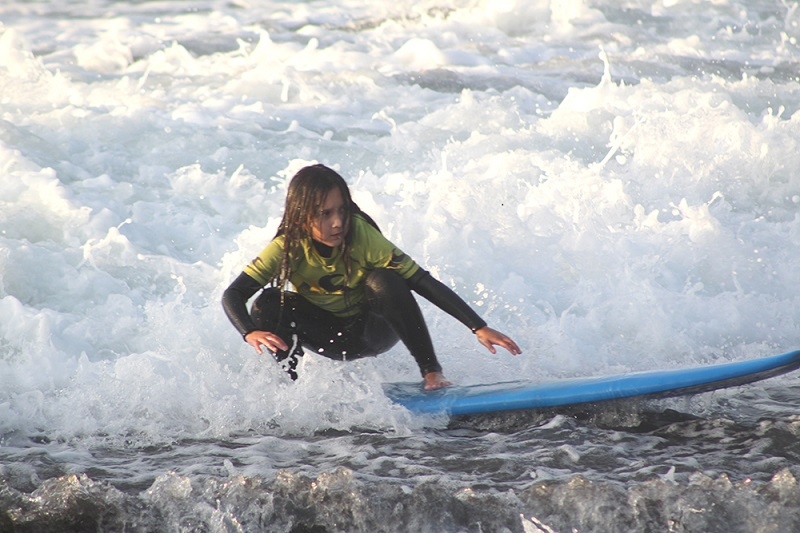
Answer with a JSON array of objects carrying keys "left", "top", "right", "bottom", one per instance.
[{"left": 475, "top": 326, "right": 521, "bottom": 356}]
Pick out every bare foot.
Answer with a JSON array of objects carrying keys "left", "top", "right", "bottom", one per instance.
[{"left": 423, "top": 371, "right": 452, "bottom": 391}]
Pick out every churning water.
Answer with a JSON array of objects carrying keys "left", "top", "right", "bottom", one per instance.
[{"left": 2, "top": 0, "right": 800, "bottom": 531}]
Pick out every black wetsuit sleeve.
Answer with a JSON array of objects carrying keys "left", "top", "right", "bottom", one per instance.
[
  {"left": 221, "top": 272, "right": 264, "bottom": 338},
  {"left": 406, "top": 269, "right": 488, "bottom": 333}
]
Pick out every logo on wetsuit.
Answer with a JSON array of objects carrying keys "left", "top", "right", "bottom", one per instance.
[
  {"left": 389, "top": 250, "right": 408, "bottom": 269},
  {"left": 316, "top": 250, "right": 406, "bottom": 292},
  {"left": 319, "top": 273, "right": 347, "bottom": 292}
]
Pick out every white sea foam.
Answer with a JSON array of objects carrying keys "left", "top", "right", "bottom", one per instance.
[{"left": 1, "top": 0, "right": 799, "bottom": 455}]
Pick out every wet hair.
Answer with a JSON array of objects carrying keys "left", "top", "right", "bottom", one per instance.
[{"left": 272, "top": 164, "right": 363, "bottom": 295}]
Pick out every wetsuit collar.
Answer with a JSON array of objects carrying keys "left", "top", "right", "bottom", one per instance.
[{"left": 312, "top": 239, "right": 335, "bottom": 258}]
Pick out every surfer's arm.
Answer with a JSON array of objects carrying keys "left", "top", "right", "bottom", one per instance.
[
  {"left": 407, "top": 269, "right": 487, "bottom": 331},
  {"left": 407, "top": 269, "right": 521, "bottom": 356},
  {"left": 221, "top": 272, "right": 264, "bottom": 338},
  {"left": 222, "top": 273, "right": 290, "bottom": 354}
]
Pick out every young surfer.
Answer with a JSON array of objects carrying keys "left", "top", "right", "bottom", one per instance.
[{"left": 222, "top": 164, "right": 521, "bottom": 390}]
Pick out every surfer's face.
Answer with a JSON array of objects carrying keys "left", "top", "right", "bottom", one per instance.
[{"left": 310, "top": 187, "right": 349, "bottom": 247}]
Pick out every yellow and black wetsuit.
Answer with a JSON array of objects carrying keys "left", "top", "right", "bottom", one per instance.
[{"left": 222, "top": 213, "right": 486, "bottom": 379}]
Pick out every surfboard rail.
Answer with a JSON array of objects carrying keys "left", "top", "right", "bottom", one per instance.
[{"left": 384, "top": 350, "right": 800, "bottom": 416}]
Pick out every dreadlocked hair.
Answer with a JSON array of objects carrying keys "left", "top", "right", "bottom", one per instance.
[{"left": 272, "top": 164, "right": 377, "bottom": 310}]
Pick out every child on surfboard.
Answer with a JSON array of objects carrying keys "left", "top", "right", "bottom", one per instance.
[{"left": 222, "top": 164, "right": 521, "bottom": 390}]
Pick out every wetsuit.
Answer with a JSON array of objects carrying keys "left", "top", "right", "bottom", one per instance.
[{"left": 222, "top": 214, "right": 486, "bottom": 379}]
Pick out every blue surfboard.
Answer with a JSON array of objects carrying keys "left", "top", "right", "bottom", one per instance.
[{"left": 384, "top": 350, "right": 800, "bottom": 416}]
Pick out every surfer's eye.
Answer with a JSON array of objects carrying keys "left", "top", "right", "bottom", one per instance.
[{"left": 319, "top": 207, "right": 348, "bottom": 219}]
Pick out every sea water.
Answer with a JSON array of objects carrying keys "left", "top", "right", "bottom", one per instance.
[{"left": 2, "top": 0, "right": 800, "bottom": 531}]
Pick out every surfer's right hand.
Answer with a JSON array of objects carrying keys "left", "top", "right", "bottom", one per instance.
[
  {"left": 244, "top": 330, "right": 288, "bottom": 354},
  {"left": 423, "top": 371, "right": 452, "bottom": 391}
]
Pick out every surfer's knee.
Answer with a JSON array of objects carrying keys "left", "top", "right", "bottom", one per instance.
[
  {"left": 250, "top": 288, "right": 281, "bottom": 322},
  {"left": 364, "top": 269, "right": 408, "bottom": 307}
]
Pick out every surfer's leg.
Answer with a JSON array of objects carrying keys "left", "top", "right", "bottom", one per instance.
[
  {"left": 253, "top": 289, "right": 388, "bottom": 368},
  {"left": 295, "top": 311, "right": 401, "bottom": 361},
  {"left": 250, "top": 288, "right": 305, "bottom": 380},
  {"left": 249, "top": 290, "right": 370, "bottom": 363},
  {"left": 363, "top": 269, "right": 442, "bottom": 376},
  {"left": 250, "top": 273, "right": 443, "bottom": 378}
]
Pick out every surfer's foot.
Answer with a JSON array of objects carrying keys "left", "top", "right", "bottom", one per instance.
[{"left": 423, "top": 372, "right": 452, "bottom": 391}]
